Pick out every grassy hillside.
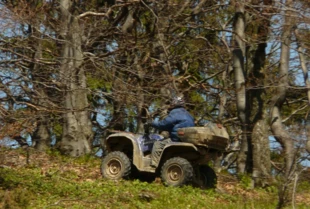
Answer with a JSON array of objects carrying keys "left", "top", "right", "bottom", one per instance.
[{"left": 0, "top": 148, "right": 309, "bottom": 209}]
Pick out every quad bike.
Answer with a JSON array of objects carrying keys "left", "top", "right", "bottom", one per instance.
[{"left": 100, "top": 123, "right": 230, "bottom": 188}]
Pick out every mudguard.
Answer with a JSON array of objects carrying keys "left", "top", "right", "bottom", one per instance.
[{"left": 104, "top": 132, "right": 164, "bottom": 172}]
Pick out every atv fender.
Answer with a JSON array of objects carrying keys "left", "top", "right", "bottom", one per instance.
[
  {"left": 164, "top": 142, "right": 198, "bottom": 151},
  {"left": 153, "top": 142, "right": 200, "bottom": 168},
  {"left": 104, "top": 132, "right": 154, "bottom": 172}
]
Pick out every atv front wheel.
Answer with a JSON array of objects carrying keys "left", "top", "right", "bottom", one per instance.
[
  {"left": 101, "top": 151, "right": 131, "bottom": 180},
  {"left": 161, "top": 157, "right": 193, "bottom": 187}
]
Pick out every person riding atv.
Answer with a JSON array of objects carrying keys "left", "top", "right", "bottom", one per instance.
[
  {"left": 100, "top": 97, "right": 230, "bottom": 188},
  {"left": 150, "top": 96, "right": 195, "bottom": 167}
]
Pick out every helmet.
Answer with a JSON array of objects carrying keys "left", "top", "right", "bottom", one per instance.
[{"left": 171, "top": 96, "right": 185, "bottom": 107}]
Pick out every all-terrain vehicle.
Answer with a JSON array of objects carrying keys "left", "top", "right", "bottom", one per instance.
[{"left": 100, "top": 123, "right": 230, "bottom": 188}]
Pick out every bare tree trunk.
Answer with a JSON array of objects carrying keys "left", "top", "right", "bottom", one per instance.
[
  {"left": 135, "top": 55, "right": 146, "bottom": 134},
  {"left": 251, "top": 113, "right": 271, "bottom": 186},
  {"left": 247, "top": 0, "right": 273, "bottom": 187},
  {"left": 232, "top": 1, "right": 249, "bottom": 174},
  {"left": 307, "top": 123, "right": 310, "bottom": 153},
  {"left": 58, "top": 0, "right": 92, "bottom": 157},
  {"left": 214, "top": 68, "right": 228, "bottom": 172},
  {"left": 33, "top": 119, "right": 50, "bottom": 150},
  {"left": 294, "top": 28, "right": 310, "bottom": 104},
  {"left": 247, "top": 37, "right": 271, "bottom": 186},
  {"left": 294, "top": 28, "right": 310, "bottom": 154},
  {"left": 270, "top": 0, "right": 295, "bottom": 177},
  {"left": 31, "top": 24, "right": 51, "bottom": 151},
  {"left": 269, "top": 1, "right": 295, "bottom": 208}
]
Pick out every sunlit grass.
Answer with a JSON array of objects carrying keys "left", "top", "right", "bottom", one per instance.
[{"left": 0, "top": 148, "right": 309, "bottom": 209}]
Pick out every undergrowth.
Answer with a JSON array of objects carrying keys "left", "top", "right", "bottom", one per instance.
[{"left": 0, "top": 148, "right": 309, "bottom": 209}]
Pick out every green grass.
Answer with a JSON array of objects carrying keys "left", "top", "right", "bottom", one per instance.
[{"left": 0, "top": 148, "right": 309, "bottom": 209}]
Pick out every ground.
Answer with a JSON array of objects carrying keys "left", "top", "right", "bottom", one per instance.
[{"left": 1, "top": 147, "right": 310, "bottom": 208}]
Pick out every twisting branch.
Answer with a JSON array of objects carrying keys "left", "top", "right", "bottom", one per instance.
[
  {"left": 78, "top": 3, "right": 132, "bottom": 19},
  {"left": 282, "top": 104, "right": 309, "bottom": 123}
]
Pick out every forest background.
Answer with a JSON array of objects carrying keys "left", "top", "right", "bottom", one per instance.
[{"left": 0, "top": 0, "right": 310, "bottom": 208}]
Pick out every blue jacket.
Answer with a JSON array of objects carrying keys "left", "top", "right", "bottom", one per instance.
[{"left": 151, "top": 107, "right": 195, "bottom": 141}]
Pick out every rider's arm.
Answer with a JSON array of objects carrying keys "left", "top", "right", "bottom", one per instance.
[{"left": 151, "top": 113, "right": 176, "bottom": 131}]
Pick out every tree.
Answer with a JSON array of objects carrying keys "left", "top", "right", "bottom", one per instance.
[
  {"left": 246, "top": 0, "right": 273, "bottom": 187},
  {"left": 232, "top": 0, "right": 248, "bottom": 175},
  {"left": 0, "top": 0, "right": 95, "bottom": 155},
  {"left": 270, "top": 0, "right": 295, "bottom": 180},
  {"left": 54, "top": 0, "right": 93, "bottom": 156}
]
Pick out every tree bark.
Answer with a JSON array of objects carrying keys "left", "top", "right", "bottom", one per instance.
[
  {"left": 270, "top": 0, "right": 295, "bottom": 177},
  {"left": 306, "top": 123, "right": 310, "bottom": 153},
  {"left": 135, "top": 54, "right": 146, "bottom": 134},
  {"left": 232, "top": 1, "right": 249, "bottom": 174},
  {"left": 33, "top": 119, "right": 50, "bottom": 150},
  {"left": 58, "top": 0, "right": 92, "bottom": 157},
  {"left": 294, "top": 28, "right": 310, "bottom": 154},
  {"left": 247, "top": 0, "right": 273, "bottom": 187},
  {"left": 30, "top": 23, "right": 51, "bottom": 151},
  {"left": 251, "top": 114, "right": 271, "bottom": 186},
  {"left": 294, "top": 28, "right": 310, "bottom": 104}
]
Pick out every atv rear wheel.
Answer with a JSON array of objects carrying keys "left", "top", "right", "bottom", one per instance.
[
  {"left": 101, "top": 151, "right": 131, "bottom": 180},
  {"left": 193, "top": 165, "right": 217, "bottom": 189},
  {"left": 161, "top": 157, "right": 193, "bottom": 187}
]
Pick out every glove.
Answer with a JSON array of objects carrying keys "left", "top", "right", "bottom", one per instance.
[
  {"left": 144, "top": 122, "right": 152, "bottom": 134},
  {"left": 144, "top": 121, "right": 153, "bottom": 129}
]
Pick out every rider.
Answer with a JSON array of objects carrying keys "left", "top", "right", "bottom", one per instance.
[{"left": 150, "top": 96, "right": 195, "bottom": 167}]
